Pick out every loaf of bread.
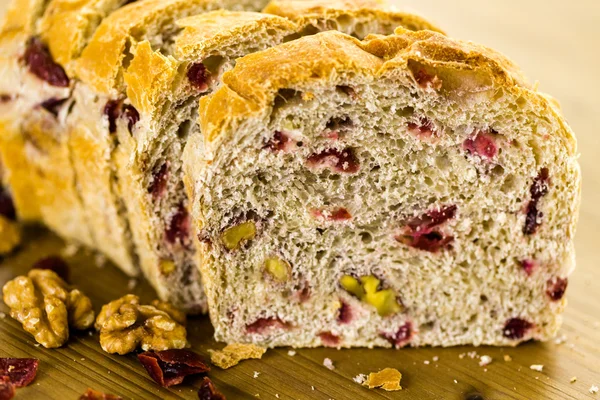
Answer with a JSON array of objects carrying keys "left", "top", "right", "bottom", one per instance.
[
  {"left": 183, "top": 29, "right": 580, "bottom": 347},
  {"left": 66, "top": 0, "right": 439, "bottom": 312}
]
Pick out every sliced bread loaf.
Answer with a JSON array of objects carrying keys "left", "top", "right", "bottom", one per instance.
[
  {"left": 70, "top": 1, "right": 441, "bottom": 312},
  {"left": 183, "top": 29, "right": 580, "bottom": 347}
]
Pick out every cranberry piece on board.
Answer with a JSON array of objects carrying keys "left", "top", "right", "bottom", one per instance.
[
  {"left": 0, "top": 358, "right": 38, "bottom": 387},
  {"left": 23, "top": 37, "right": 69, "bottom": 87},
  {"left": 0, "top": 376, "right": 15, "bottom": 400},
  {"left": 138, "top": 350, "right": 209, "bottom": 388},
  {"left": 198, "top": 377, "right": 226, "bottom": 400}
]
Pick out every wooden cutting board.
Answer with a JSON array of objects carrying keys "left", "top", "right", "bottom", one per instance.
[{"left": 1, "top": 0, "right": 599, "bottom": 399}]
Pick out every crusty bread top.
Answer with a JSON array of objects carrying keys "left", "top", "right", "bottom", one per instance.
[
  {"left": 263, "top": 0, "right": 444, "bottom": 34},
  {"left": 39, "top": 0, "right": 125, "bottom": 75},
  {"left": 198, "top": 29, "right": 575, "bottom": 154},
  {"left": 75, "top": 0, "right": 227, "bottom": 95},
  {"left": 124, "top": 11, "right": 297, "bottom": 115},
  {"left": 0, "top": 0, "right": 45, "bottom": 38},
  {"left": 174, "top": 10, "right": 297, "bottom": 60}
]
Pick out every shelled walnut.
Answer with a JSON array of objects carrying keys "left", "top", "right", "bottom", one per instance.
[
  {"left": 2, "top": 269, "right": 95, "bottom": 348},
  {"left": 95, "top": 295, "right": 187, "bottom": 355}
]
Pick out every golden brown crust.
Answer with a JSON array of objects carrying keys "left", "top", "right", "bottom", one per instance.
[
  {"left": 75, "top": 0, "right": 229, "bottom": 94},
  {"left": 0, "top": 0, "right": 46, "bottom": 38},
  {"left": 124, "top": 11, "right": 297, "bottom": 115},
  {"left": 263, "top": 0, "right": 445, "bottom": 35},
  {"left": 199, "top": 29, "right": 576, "bottom": 155},
  {"left": 174, "top": 10, "right": 297, "bottom": 60},
  {"left": 39, "top": 0, "right": 126, "bottom": 75}
]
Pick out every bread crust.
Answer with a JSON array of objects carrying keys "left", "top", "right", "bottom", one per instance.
[
  {"left": 39, "top": 0, "right": 127, "bottom": 76},
  {"left": 263, "top": 0, "right": 445, "bottom": 34},
  {"left": 199, "top": 29, "right": 576, "bottom": 155}
]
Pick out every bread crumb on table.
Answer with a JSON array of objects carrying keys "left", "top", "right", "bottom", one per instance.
[
  {"left": 253, "top": 371, "right": 260, "bottom": 379},
  {"left": 363, "top": 368, "right": 402, "bottom": 391},
  {"left": 590, "top": 385, "right": 599, "bottom": 394},
  {"left": 323, "top": 358, "right": 335, "bottom": 370},
  {"left": 530, "top": 364, "right": 544, "bottom": 372},
  {"left": 209, "top": 343, "right": 266, "bottom": 369},
  {"left": 287, "top": 350, "right": 296, "bottom": 356},
  {"left": 479, "top": 355, "right": 492, "bottom": 367},
  {"left": 503, "top": 354, "right": 512, "bottom": 362},
  {"left": 570, "top": 377, "right": 577, "bottom": 383},
  {"left": 353, "top": 374, "right": 367, "bottom": 384}
]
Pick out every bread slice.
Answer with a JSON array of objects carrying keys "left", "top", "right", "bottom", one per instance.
[
  {"left": 183, "top": 29, "right": 580, "bottom": 347},
  {"left": 70, "top": 1, "right": 441, "bottom": 312}
]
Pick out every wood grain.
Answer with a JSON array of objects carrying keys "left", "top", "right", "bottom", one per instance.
[{"left": 1, "top": 1, "right": 599, "bottom": 399}]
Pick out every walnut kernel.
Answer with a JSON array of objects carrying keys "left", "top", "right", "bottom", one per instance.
[
  {"left": 2, "top": 269, "right": 94, "bottom": 348},
  {"left": 95, "top": 295, "right": 187, "bottom": 355}
]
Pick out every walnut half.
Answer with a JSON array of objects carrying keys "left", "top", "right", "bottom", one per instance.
[
  {"left": 2, "top": 269, "right": 95, "bottom": 348},
  {"left": 95, "top": 295, "right": 187, "bottom": 355}
]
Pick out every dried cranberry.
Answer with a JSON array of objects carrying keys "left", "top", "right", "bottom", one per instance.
[
  {"left": 148, "top": 163, "right": 169, "bottom": 200},
  {"left": 0, "top": 376, "right": 15, "bottom": 400},
  {"left": 413, "top": 68, "right": 442, "bottom": 90},
  {"left": 79, "top": 388, "right": 122, "bottom": 400},
  {"left": 463, "top": 131, "right": 498, "bottom": 159},
  {"left": 337, "top": 301, "right": 352, "bottom": 324},
  {"left": 22, "top": 37, "right": 69, "bottom": 87},
  {"left": 407, "top": 117, "right": 436, "bottom": 138},
  {"left": 0, "top": 94, "right": 13, "bottom": 103},
  {"left": 121, "top": 104, "right": 139, "bottom": 132},
  {"left": 311, "top": 207, "right": 352, "bottom": 221},
  {"left": 0, "top": 188, "right": 16, "bottom": 221},
  {"left": 103, "top": 99, "right": 122, "bottom": 134},
  {"left": 382, "top": 322, "right": 413, "bottom": 348},
  {"left": 546, "top": 277, "right": 568, "bottom": 301},
  {"left": 523, "top": 168, "right": 549, "bottom": 235},
  {"left": 306, "top": 148, "right": 359, "bottom": 174},
  {"left": 318, "top": 332, "right": 341, "bottom": 347},
  {"left": 40, "top": 97, "right": 68, "bottom": 117},
  {"left": 198, "top": 377, "right": 226, "bottom": 400},
  {"left": 396, "top": 205, "right": 457, "bottom": 252},
  {"left": 138, "top": 350, "right": 209, "bottom": 388},
  {"left": 502, "top": 318, "right": 533, "bottom": 340},
  {"left": 520, "top": 259, "right": 536, "bottom": 276},
  {"left": 103, "top": 100, "right": 139, "bottom": 134},
  {"left": 246, "top": 317, "right": 290, "bottom": 334},
  {"left": 165, "top": 204, "right": 190, "bottom": 245},
  {"left": 0, "top": 358, "right": 38, "bottom": 388},
  {"left": 188, "top": 63, "right": 210, "bottom": 91},
  {"left": 32, "top": 256, "right": 70, "bottom": 282},
  {"left": 264, "top": 131, "right": 292, "bottom": 152}
]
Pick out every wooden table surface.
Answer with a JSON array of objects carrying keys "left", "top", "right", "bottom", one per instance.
[{"left": 1, "top": 1, "right": 599, "bottom": 399}]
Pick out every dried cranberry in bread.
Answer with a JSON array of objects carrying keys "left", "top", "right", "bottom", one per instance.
[{"left": 183, "top": 29, "right": 580, "bottom": 347}]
